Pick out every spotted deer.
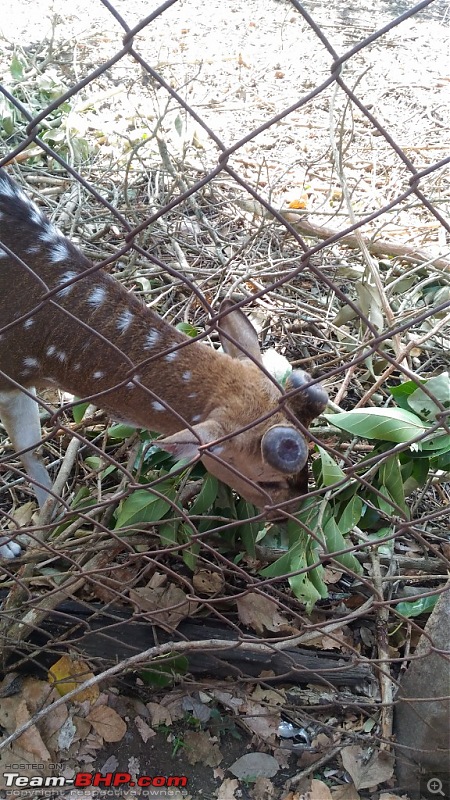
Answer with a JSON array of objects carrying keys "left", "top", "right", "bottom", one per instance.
[{"left": 0, "top": 169, "right": 327, "bottom": 558}]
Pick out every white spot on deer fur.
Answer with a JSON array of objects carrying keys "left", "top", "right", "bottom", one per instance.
[
  {"left": 164, "top": 351, "right": 177, "bottom": 362},
  {"left": 182, "top": 371, "right": 192, "bottom": 382},
  {"left": 26, "top": 244, "right": 40, "bottom": 254},
  {"left": 126, "top": 382, "right": 135, "bottom": 390},
  {"left": 192, "top": 414, "right": 202, "bottom": 423},
  {"left": 152, "top": 401, "right": 165, "bottom": 412},
  {"left": 211, "top": 445, "right": 224, "bottom": 455},
  {"left": 144, "top": 329, "right": 160, "bottom": 350},
  {"left": 0, "top": 246, "right": 7, "bottom": 258},
  {"left": 93, "top": 370, "right": 104, "bottom": 379},
  {"left": 23, "top": 357, "right": 39, "bottom": 368},
  {"left": 39, "top": 220, "right": 64, "bottom": 244},
  {"left": 0, "top": 175, "right": 17, "bottom": 198},
  {"left": 87, "top": 286, "right": 107, "bottom": 308},
  {"left": 56, "top": 351, "right": 66, "bottom": 362},
  {"left": 117, "top": 309, "right": 134, "bottom": 333},
  {"left": 28, "top": 205, "right": 43, "bottom": 225},
  {"left": 55, "top": 270, "right": 78, "bottom": 297},
  {"left": 49, "top": 241, "right": 71, "bottom": 263},
  {"left": 23, "top": 318, "right": 34, "bottom": 329},
  {"left": 74, "top": 363, "right": 81, "bottom": 371},
  {"left": 188, "top": 392, "right": 198, "bottom": 399},
  {"left": 46, "top": 345, "right": 56, "bottom": 356}
]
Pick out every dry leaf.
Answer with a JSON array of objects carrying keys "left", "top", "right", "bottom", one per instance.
[
  {"left": 15, "top": 699, "right": 52, "bottom": 761},
  {"left": 135, "top": 715, "right": 155, "bottom": 743},
  {"left": 251, "top": 777, "right": 278, "bottom": 798},
  {"left": 217, "top": 778, "right": 239, "bottom": 799},
  {"left": 20, "top": 677, "right": 57, "bottom": 712},
  {"left": 288, "top": 194, "right": 308, "bottom": 209},
  {"left": 130, "top": 583, "right": 197, "bottom": 628},
  {"left": 87, "top": 705, "right": 127, "bottom": 742},
  {"left": 251, "top": 686, "right": 285, "bottom": 706},
  {"left": 240, "top": 699, "right": 279, "bottom": 742},
  {"left": 39, "top": 697, "right": 68, "bottom": 740},
  {"left": 8, "top": 501, "right": 35, "bottom": 528},
  {"left": 184, "top": 730, "right": 222, "bottom": 767},
  {"left": 341, "top": 745, "right": 395, "bottom": 790},
  {"left": 229, "top": 752, "right": 278, "bottom": 779},
  {"left": 332, "top": 784, "right": 361, "bottom": 800},
  {"left": 193, "top": 569, "right": 224, "bottom": 594},
  {"left": 210, "top": 689, "right": 245, "bottom": 714},
  {"left": 146, "top": 700, "right": 175, "bottom": 727},
  {"left": 237, "top": 593, "right": 297, "bottom": 635},
  {"left": 48, "top": 656, "right": 99, "bottom": 703},
  {"left": 310, "top": 779, "right": 333, "bottom": 799}
]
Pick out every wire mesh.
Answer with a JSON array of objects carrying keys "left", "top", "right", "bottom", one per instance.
[{"left": 0, "top": 0, "right": 449, "bottom": 796}]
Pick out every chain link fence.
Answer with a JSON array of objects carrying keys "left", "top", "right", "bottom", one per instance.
[{"left": 0, "top": 0, "right": 449, "bottom": 796}]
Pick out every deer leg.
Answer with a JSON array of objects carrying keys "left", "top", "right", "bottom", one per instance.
[{"left": 0, "top": 388, "right": 52, "bottom": 519}]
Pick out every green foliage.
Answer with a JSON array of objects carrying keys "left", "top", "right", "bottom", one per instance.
[
  {"left": 321, "top": 373, "right": 449, "bottom": 528},
  {"left": 139, "top": 653, "right": 189, "bottom": 688},
  {"left": 67, "top": 368, "right": 447, "bottom": 616},
  {"left": 395, "top": 594, "right": 439, "bottom": 618},
  {"left": 0, "top": 54, "right": 89, "bottom": 162},
  {"left": 175, "top": 322, "right": 201, "bottom": 337},
  {"left": 267, "top": 372, "right": 450, "bottom": 611}
]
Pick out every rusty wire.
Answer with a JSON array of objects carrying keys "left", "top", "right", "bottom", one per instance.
[{"left": 0, "top": 0, "right": 449, "bottom": 787}]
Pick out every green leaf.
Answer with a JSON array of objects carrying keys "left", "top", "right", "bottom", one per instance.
[
  {"left": 178, "top": 524, "right": 200, "bottom": 571},
  {"left": 107, "top": 423, "right": 136, "bottom": 440},
  {"left": 316, "top": 446, "right": 346, "bottom": 487},
  {"left": 367, "top": 526, "right": 394, "bottom": 557},
  {"left": 140, "top": 654, "right": 188, "bottom": 687},
  {"left": 338, "top": 494, "right": 363, "bottom": 533},
  {"left": 189, "top": 474, "right": 218, "bottom": 515},
  {"left": 72, "top": 401, "right": 90, "bottom": 423},
  {"left": 176, "top": 322, "right": 200, "bottom": 337},
  {"left": 417, "top": 433, "right": 450, "bottom": 453},
  {"left": 389, "top": 380, "right": 422, "bottom": 410},
  {"left": 305, "top": 562, "right": 327, "bottom": 599},
  {"left": 159, "top": 519, "right": 179, "bottom": 546},
  {"left": 292, "top": 497, "right": 323, "bottom": 535},
  {"left": 324, "top": 408, "right": 429, "bottom": 443},
  {"left": 395, "top": 594, "right": 439, "bottom": 618},
  {"left": 431, "top": 449, "right": 450, "bottom": 470},
  {"left": 323, "top": 517, "right": 363, "bottom": 575},
  {"left": 174, "top": 114, "right": 183, "bottom": 136},
  {"left": 261, "top": 523, "right": 327, "bottom": 611},
  {"left": 10, "top": 54, "right": 24, "bottom": 80},
  {"left": 235, "top": 499, "right": 261, "bottom": 558},
  {"left": 407, "top": 372, "right": 450, "bottom": 422},
  {"left": 379, "top": 456, "right": 407, "bottom": 514},
  {"left": 377, "top": 485, "right": 397, "bottom": 516},
  {"left": 84, "top": 456, "right": 115, "bottom": 479},
  {"left": 305, "top": 542, "right": 327, "bottom": 598},
  {"left": 288, "top": 564, "right": 322, "bottom": 613},
  {"left": 115, "top": 486, "right": 176, "bottom": 528},
  {"left": 401, "top": 456, "right": 430, "bottom": 494}
]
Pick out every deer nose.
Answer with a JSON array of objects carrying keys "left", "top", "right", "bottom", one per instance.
[
  {"left": 287, "top": 370, "right": 329, "bottom": 413},
  {"left": 261, "top": 425, "right": 308, "bottom": 474}
]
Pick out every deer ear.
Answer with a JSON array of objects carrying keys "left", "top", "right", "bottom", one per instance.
[
  {"left": 218, "top": 299, "right": 263, "bottom": 364},
  {"left": 157, "top": 419, "right": 225, "bottom": 461}
]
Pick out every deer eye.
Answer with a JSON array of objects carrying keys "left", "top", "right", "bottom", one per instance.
[{"left": 258, "top": 481, "right": 283, "bottom": 490}]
